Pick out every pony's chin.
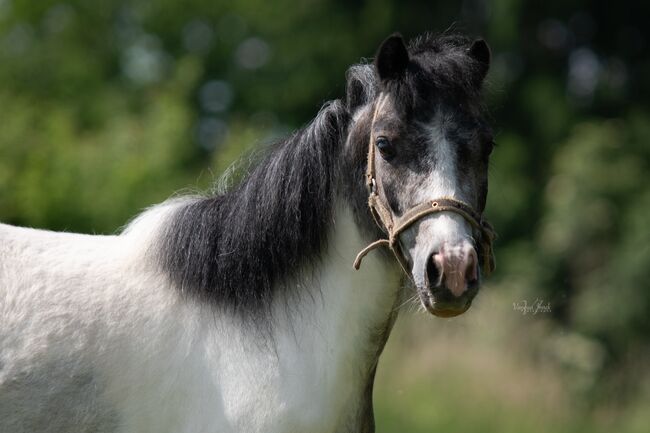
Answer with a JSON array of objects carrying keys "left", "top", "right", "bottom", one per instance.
[
  {"left": 420, "top": 297, "right": 471, "bottom": 318},
  {"left": 429, "top": 305, "right": 470, "bottom": 318}
]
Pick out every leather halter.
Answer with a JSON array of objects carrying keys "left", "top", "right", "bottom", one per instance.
[{"left": 352, "top": 95, "right": 496, "bottom": 280}]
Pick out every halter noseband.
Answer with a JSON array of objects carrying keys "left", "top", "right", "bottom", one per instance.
[{"left": 352, "top": 95, "right": 496, "bottom": 280}]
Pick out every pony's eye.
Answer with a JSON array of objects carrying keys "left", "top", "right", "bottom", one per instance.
[{"left": 376, "top": 136, "right": 395, "bottom": 160}]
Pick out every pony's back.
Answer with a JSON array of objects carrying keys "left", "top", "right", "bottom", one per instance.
[
  {"left": 0, "top": 216, "right": 205, "bottom": 433},
  {"left": 0, "top": 224, "right": 123, "bottom": 432}
]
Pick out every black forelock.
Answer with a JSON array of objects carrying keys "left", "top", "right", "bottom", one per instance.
[
  {"left": 385, "top": 33, "right": 487, "bottom": 117},
  {"left": 408, "top": 32, "right": 472, "bottom": 55}
]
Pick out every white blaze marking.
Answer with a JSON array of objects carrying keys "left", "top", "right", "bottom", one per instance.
[
  {"left": 419, "top": 115, "right": 458, "bottom": 201},
  {"left": 403, "top": 112, "right": 474, "bottom": 289}
]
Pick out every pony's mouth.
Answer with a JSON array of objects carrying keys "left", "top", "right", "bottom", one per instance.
[
  {"left": 416, "top": 268, "right": 479, "bottom": 318},
  {"left": 412, "top": 244, "right": 481, "bottom": 318},
  {"left": 420, "top": 293, "right": 472, "bottom": 317},
  {"left": 416, "top": 286, "right": 474, "bottom": 317}
]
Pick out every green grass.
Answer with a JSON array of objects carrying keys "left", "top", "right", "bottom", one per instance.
[{"left": 372, "top": 289, "right": 650, "bottom": 433}]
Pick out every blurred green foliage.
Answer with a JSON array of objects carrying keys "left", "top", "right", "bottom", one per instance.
[{"left": 1, "top": 0, "right": 649, "bottom": 429}]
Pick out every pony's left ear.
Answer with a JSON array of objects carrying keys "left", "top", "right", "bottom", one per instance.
[
  {"left": 375, "top": 33, "right": 409, "bottom": 82},
  {"left": 468, "top": 39, "right": 491, "bottom": 82}
]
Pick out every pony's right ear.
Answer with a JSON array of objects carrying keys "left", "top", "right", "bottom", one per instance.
[{"left": 375, "top": 33, "right": 409, "bottom": 82}]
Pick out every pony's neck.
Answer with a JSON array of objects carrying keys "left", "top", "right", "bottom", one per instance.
[
  {"left": 276, "top": 198, "right": 402, "bottom": 339},
  {"left": 262, "top": 199, "right": 401, "bottom": 428}
]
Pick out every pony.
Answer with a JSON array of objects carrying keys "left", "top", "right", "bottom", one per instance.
[{"left": 0, "top": 32, "right": 495, "bottom": 433}]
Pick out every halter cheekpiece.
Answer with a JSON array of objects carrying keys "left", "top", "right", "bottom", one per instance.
[{"left": 353, "top": 95, "right": 496, "bottom": 279}]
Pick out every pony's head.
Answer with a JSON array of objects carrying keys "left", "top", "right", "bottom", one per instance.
[{"left": 346, "top": 33, "right": 495, "bottom": 318}]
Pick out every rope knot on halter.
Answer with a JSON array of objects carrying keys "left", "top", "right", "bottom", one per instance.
[{"left": 353, "top": 96, "right": 496, "bottom": 280}]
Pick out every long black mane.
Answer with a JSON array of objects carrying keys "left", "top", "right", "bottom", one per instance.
[{"left": 158, "top": 100, "right": 352, "bottom": 319}]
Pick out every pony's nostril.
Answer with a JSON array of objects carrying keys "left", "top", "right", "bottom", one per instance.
[
  {"left": 426, "top": 253, "right": 442, "bottom": 287},
  {"left": 465, "top": 248, "right": 479, "bottom": 284}
]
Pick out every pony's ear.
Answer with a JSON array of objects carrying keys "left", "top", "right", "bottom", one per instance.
[
  {"left": 468, "top": 39, "right": 491, "bottom": 82},
  {"left": 345, "top": 65, "right": 377, "bottom": 114},
  {"left": 375, "top": 33, "right": 409, "bottom": 82},
  {"left": 346, "top": 73, "right": 367, "bottom": 113}
]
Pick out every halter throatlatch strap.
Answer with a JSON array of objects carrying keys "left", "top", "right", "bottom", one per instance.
[{"left": 353, "top": 94, "right": 496, "bottom": 278}]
